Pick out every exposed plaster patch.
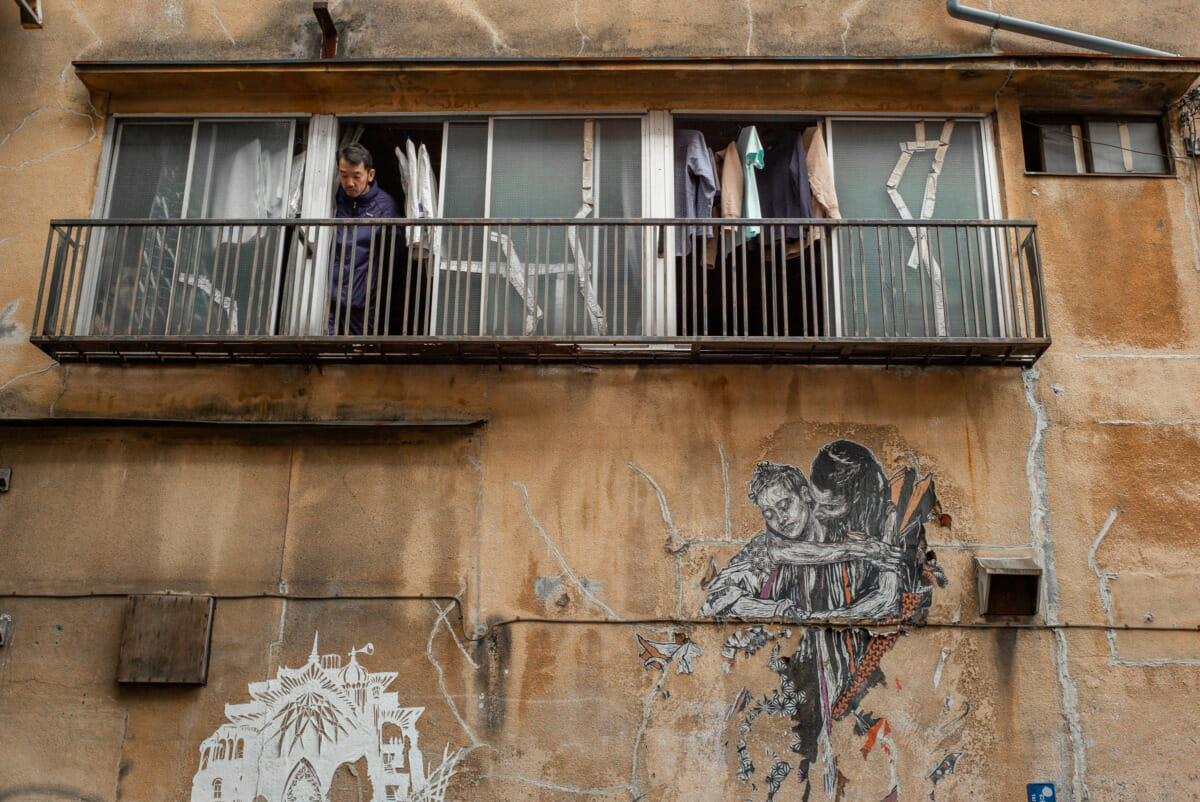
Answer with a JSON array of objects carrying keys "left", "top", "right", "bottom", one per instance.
[
  {"left": 0, "top": 359, "right": 60, "bottom": 396},
  {"left": 0, "top": 103, "right": 99, "bottom": 172},
  {"left": 840, "top": 0, "right": 870, "bottom": 55},
  {"left": 514, "top": 481, "right": 622, "bottom": 619},
  {"left": 573, "top": 0, "right": 591, "bottom": 56},
  {"left": 207, "top": 0, "right": 236, "bottom": 44},
  {"left": 1024, "top": 365, "right": 1090, "bottom": 802},
  {"left": 744, "top": 0, "right": 754, "bottom": 56},
  {"left": 933, "top": 646, "right": 951, "bottom": 688}
]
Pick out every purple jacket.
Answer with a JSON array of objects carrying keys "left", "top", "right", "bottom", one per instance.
[{"left": 331, "top": 182, "right": 401, "bottom": 316}]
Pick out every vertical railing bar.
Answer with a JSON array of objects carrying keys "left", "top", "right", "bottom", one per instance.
[
  {"left": 965, "top": 226, "right": 981, "bottom": 338},
  {"left": 1017, "top": 226, "right": 1033, "bottom": 339},
  {"left": 914, "top": 225, "right": 930, "bottom": 337},
  {"left": 889, "top": 226, "right": 906, "bottom": 338},
  {"left": 31, "top": 225, "right": 56, "bottom": 336},
  {"left": 384, "top": 226, "right": 399, "bottom": 335},
  {"left": 758, "top": 229, "right": 769, "bottom": 337},
  {"left": 448, "top": 224, "right": 462, "bottom": 336},
  {"left": 979, "top": 225, "right": 996, "bottom": 338},
  {"left": 103, "top": 224, "right": 132, "bottom": 336},
  {"left": 936, "top": 226, "right": 960, "bottom": 338},
  {"left": 857, "top": 224, "right": 869, "bottom": 337},
  {"left": 60, "top": 224, "right": 86, "bottom": 337},
  {"left": 244, "top": 225, "right": 264, "bottom": 336},
  {"left": 875, "top": 224, "right": 890, "bottom": 338},
  {"left": 719, "top": 230, "right": 729, "bottom": 336},
  {"left": 142, "top": 224, "right": 170, "bottom": 334},
  {"left": 125, "top": 224, "right": 153, "bottom": 335},
  {"left": 206, "top": 226, "right": 231, "bottom": 335},
  {"left": 365, "top": 224, "right": 382, "bottom": 335},
  {"left": 162, "top": 226, "right": 187, "bottom": 336}
]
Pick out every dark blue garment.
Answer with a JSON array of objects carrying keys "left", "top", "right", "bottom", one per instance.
[
  {"left": 755, "top": 130, "right": 814, "bottom": 243},
  {"left": 329, "top": 182, "right": 401, "bottom": 335}
]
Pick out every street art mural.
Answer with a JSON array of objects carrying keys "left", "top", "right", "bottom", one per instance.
[
  {"left": 701, "top": 440, "right": 947, "bottom": 801},
  {"left": 189, "top": 634, "right": 463, "bottom": 802}
]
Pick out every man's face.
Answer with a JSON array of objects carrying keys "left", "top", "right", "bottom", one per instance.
[
  {"left": 758, "top": 481, "right": 811, "bottom": 541},
  {"left": 338, "top": 158, "right": 375, "bottom": 198}
]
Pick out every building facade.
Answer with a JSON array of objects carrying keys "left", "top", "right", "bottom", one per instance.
[{"left": 2, "top": 2, "right": 1199, "bottom": 800}]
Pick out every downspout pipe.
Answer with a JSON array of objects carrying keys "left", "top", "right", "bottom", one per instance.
[{"left": 946, "top": 0, "right": 1178, "bottom": 57}]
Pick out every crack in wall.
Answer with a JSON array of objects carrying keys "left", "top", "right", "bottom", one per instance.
[
  {"left": 573, "top": 0, "right": 592, "bottom": 57},
  {"left": 425, "top": 600, "right": 638, "bottom": 797},
  {"left": 1172, "top": 138, "right": 1200, "bottom": 271},
  {"left": 1024, "top": 365, "right": 1089, "bottom": 802},
  {"left": 265, "top": 598, "right": 288, "bottom": 678},
  {"left": 628, "top": 462, "right": 684, "bottom": 618},
  {"left": 1088, "top": 507, "right": 1200, "bottom": 667},
  {"left": 0, "top": 103, "right": 99, "bottom": 172},
  {"left": 48, "top": 364, "right": 70, "bottom": 416},
  {"left": 0, "top": 359, "right": 60, "bottom": 397},
  {"left": 744, "top": 0, "right": 754, "bottom": 56},
  {"left": 64, "top": 0, "right": 102, "bottom": 84},
  {"left": 207, "top": 0, "right": 236, "bottom": 44},
  {"left": 446, "top": 0, "right": 517, "bottom": 54},
  {"left": 514, "top": 481, "right": 622, "bottom": 620},
  {"left": 719, "top": 444, "right": 731, "bottom": 541},
  {"left": 840, "top": 0, "right": 870, "bottom": 55}
]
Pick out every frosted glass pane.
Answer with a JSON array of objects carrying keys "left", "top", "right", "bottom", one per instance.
[
  {"left": 1041, "top": 124, "right": 1080, "bottom": 173},
  {"left": 1126, "top": 121, "right": 1168, "bottom": 173},
  {"left": 438, "top": 123, "right": 488, "bottom": 335},
  {"left": 1087, "top": 122, "right": 1127, "bottom": 173}
]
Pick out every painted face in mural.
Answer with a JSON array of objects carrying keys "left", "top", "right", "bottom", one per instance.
[{"left": 756, "top": 480, "right": 812, "bottom": 542}]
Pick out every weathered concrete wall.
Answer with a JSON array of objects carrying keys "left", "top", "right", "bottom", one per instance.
[{"left": 3, "top": 2, "right": 1200, "bottom": 801}]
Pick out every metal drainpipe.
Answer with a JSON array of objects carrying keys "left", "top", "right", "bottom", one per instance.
[{"left": 946, "top": 0, "right": 1178, "bottom": 57}]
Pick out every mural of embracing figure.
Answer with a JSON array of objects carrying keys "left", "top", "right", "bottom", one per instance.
[{"left": 701, "top": 440, "right": 945, "bottom": 800}]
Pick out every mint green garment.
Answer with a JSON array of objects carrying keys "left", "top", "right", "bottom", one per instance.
[{"left": 736, "top": 125, "right": 765, "bottom": 239}]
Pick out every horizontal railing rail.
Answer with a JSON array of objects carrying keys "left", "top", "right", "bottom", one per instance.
[{"left": 32, "top": 218, "right": 1048, "bottom": 365}]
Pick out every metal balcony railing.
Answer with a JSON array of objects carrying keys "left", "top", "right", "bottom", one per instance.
[{"left": 32, "top": 218, "right": 1048, "bottom": 364}]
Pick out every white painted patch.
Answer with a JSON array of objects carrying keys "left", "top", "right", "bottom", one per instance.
[
  {"left": 933, "top": 646, "right": 951, "bottom": 688},
  {"left": 190, "top": 633, "right": 462, "bottom": 802}
]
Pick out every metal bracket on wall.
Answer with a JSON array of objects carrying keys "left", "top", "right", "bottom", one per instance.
[
  {"left": 0, "top": 614, "right": 11, "bottom": 647},
  {"left": 14, "top": 0, "right": 43, "bottom": 28},
  {"left": 313, "top": 2, "right": 337, "bottom": 59},
  {"left": 0, "top": 467, "right": 10, "bottom": 492}
]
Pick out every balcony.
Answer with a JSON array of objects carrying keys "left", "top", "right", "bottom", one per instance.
[{"left": 32, "top": 218, "right": 1048, "bottom": 365}]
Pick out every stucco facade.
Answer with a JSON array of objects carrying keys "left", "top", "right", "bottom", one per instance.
[{"left": 2, "top": 2, "right": 1200, "bottom": 801}]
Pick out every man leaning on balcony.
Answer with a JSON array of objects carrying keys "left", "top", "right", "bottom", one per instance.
[{"left": 329, "top": 143, "right": 400, "bottom": 335}]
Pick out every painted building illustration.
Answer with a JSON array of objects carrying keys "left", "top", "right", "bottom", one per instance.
[
  {"left": 3, "top": 2, "right": 1200, "bottom": 801},
  {"left": 190, "top": 635, "right": 459, "bottom": 802}
]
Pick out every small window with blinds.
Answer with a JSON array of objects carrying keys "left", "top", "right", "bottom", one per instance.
[{"left": 1021, "top": 113, "right": 1170, "bottom": 175}]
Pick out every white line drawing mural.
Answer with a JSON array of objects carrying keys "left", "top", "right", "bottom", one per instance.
[{"left": 190, "top": 633, "right": 463, "bottom": 802}]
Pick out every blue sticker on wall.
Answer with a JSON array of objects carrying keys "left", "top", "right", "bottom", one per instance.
[{"left": 1027, "top": 783, "right": 1056, "bottom": 801}]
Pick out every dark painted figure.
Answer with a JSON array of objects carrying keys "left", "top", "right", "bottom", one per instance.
[{"left": 702, "top": 440, "right": 944, "bottom": 800}]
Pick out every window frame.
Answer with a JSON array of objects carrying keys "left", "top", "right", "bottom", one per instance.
[{"left": 1021, "top": 111, "right": 1173, "bottom": 177}]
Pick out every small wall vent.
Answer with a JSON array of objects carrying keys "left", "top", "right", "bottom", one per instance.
[{"left": 975, "top": 556, "right": 1041, "bottom": 616}]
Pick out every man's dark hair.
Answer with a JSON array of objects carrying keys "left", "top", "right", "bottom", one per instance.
[
  {"left": 338, "top": 143, "right": 374, "bottom": 171},
  {"left": 747, "top": 461, "right": 811, "bottom": 507}
]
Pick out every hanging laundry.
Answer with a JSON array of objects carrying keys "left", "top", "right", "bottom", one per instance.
[
  {"left": 673, "top": 129, "right": 719, "bottom": 256},
  {"left": 802, "top": 125, "right": 840, "bottom": 221},
  {"left": 706, "top": 140, "right": 744, "bottom": 267},
  {"left": 736, "top": 125, "right": 765, "bottom": 240},
  {"left": 396, "top": 138, "right": 440, "bottom": 256},
  {"left": 755, "top": 129, "right": 813, "bottom": 243}
]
